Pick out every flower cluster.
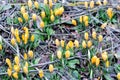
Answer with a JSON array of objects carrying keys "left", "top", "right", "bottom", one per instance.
[
  {"left": 10, "top": 27, "right": 35, "bottom": 46},
  {"left": 91, "top": 51, "right": 110, "bottom": 68},
  {"left": 18, "top": 0, "right": 64, "bottom": 30},
  {"left": 55, "top": 39, "right": 79, "bottom": 59},
  {"left": 82, "top": 31, "right": 103, "bottom": 49},
  {"left": 6, "top": 56, "right": 20, "bottom": 79},
  {"left": 84, "top": 0, "right": 108, "bottom": 9}
]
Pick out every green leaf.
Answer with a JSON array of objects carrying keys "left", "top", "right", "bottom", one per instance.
[
  {"left": 46, "top": 28, "right": 55, "bottom": 35},
  {"left": 6, "top": 17, "right": 12, "bottom": 25},
  {"left": 68, "top": 59, "right": 79, "bottom": 69},
  {"left": 90, "top": 69, "right": 93, "bottom": 79},
  {"left": 33, "top": 30, "right": 41, "bottom": 48},
  {"left": 54, "top": 18, "right": 60, "bottom": 24},
  {"left": 88, "top": 50, "right": 91, "bottom": 60},
  {"left": 34, "top": 58, "right": 41, "bottom": 64},
  {"left": 115, "top": 64, "right": 120, "bottom": 73},
  {"left": 72, "top": 70, "right": 81, "bottom": 79},
  {"left": 112, "top": 18, "right": 117, "bottom": 23},
  {"left": 44, "top": 5, "right": 50, "bottom": 16},
  {"left": 14, "top": 17, "right": 19, "bottom": 24},
  {"left": 104, "top": 74, "right": 114, "bottom": 80},
  {"left": 54, "top": 3, "right": 61, "bottom": 9}
]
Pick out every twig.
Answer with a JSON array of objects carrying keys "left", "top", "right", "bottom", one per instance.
[
  {"left": 0, "top": 69, "right": 50, "bottom": 76},
  {"left": 0, "top": 7, "right": 16, "bottom": 22},
  {"left": 1, "top": 36, "right": 24, "bottom": 59},
  {"left": 30, "top": 32, "right": 75, "bottom": 36},
  {"left": 55, "top": 70, "right": 68, "bottom": 80},
  {"left": 103, "top": 43, "right": 120, "bottom": 52},
  {"left": 0, "top": 25, "right": 10, "bottom": 34},
  {"left": 30, "top": 56, "right": 85, "bottom": 67}
]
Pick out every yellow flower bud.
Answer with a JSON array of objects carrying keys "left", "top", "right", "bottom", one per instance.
[
  {"left": 83, "top": 15, "right": 88, "bottom": 22},
  {"left": 90, "top": 0, "right": 94, "bottom": 8},
  {"left": 24, "top": 33, "right": 28, "bottom": 39},
  {"left": 23, "top": 26, "right": 27, "bottom": 31},
  {"left": 11, "top": 38, "right": 16, "bottom": 46},
  {"left": 18, "top": 17, "right": 23, "bottom": 23},
  {"left": 13, "top": 72, "right": 18, "bottom": 79},
  {"left": 16, "top": 37, "right": 21, "bottom": 43},
  {"left": 55, "top": 39, "right": 60, "bottom": 46},
  {"left": 23, "top": 66, "right": 28, "bottom": 74},
  {"left": 92, "top": 31, "right": 97, "bottom": 39},
  {"left": 32, "top": 13, "right": 37, "bottom": 21},
  {"left": 39, "top": 69, "right": 44, "bottom": 78},
  {"left": 65, "top": 50, "right": 70, "bottom": 59},
  {"left": 25, "top": 61, "right": 28, "bottom": 67},
  {"left": 20, "top": 6, "right": 26, "bottom": 14},
  {"left": 34, "top": 1, "right": 39, "bottom": 9},
  {"left": 103, "top": 0, "right": 108, "bottom": 5},
  {"left": 79, "top": 16, "right": 83, "bottom": 23},
  {"left": 117, "top": 73, "right": 120, "bottom": 80},
  {"left": 22, "top": 34, "right": 25, "bottom": 41},
  {"left": 14, "top": 29, "right": 19, "bottom": 38},
  {"left": 55, "top": 9, "right": 59, "bottom": 16},
  {"left": 50, "top": 9, "right": 53, "bottom": 15},
  {"left": 23, "top": 12, "right": 29, "bottom": 21},
  {"left": 107, "top": 8, "right": 113, "bottom": 19},
  {"left": 84, "top": 32, "right": 89, "bottom": 40},
  {"left": 6, "top": 58, "right": 12, "bottom": 69},
  {"left": 44, "top": 0, "right": 48, "bottom": 5},
  {"left": 49, "top": 64, "right": 54, "bottom": 72},
  {"left": 66, "top": 44, "right": 69, "bottom": 50},
  {"left": 68, "top": 41, "right": 74, "bottom": 48},
  {"left": 49, "top": 0, "right": 53, "bottom": 8},
  {"left": 101, "top": 52, "right": 108, "bottom": 61},
  {"left": 104, "top": 51, "right": 107, "bottom": 54},
  {"left": 30, "top": 34, "right": 35, "bottom": 42},
  {"left": 14, "top": 56, "right": 19, "bottom": 65},
  {"left": 85, "top": 21, "right": 89, "bottom": 27},
  {"left": 50, "top": 15, "right": 55, "bottom": 22},
  {"left": 91, "top": 56, "right": 97, "bottom": 64},
  {"left": 97, "top": 0, "right": 102, "bottom": 6},
  {"left": 11, "top": 26, "right": 14, "bottom": 35},
  {"left": 41, "top": 11, "right": 46, "bottom": 19},
  {"left": 24, "top": 53, "right": 27, "bottom": 60},
  {"left": 24, "top": 34, "right": 28, "bottom": 44},
  {"left": 7, "top": 68, "right": 12, "bottom": 77},
  {"left": 25, "top": 28, "right": 29, "bottom": 36},
  {"left": 40, "top": 21, "right": 45, "bottom": 28},
  {"left": 59, "top": 7, "right": 64, "bottom": 15},
  {"left": 96, "top": 58, "right": 100, "bottom": 66},
  {"left": 72, "top": 19, "right": 77, "bottom": 26},
  {"left": 60, "top": 40, "right": 65, "bottom": 47},
  {"left": 28, "top": 0, "right": 32, "bottom": 8},
  {"left": 28, "top": 50, "right": 34, "bottom": 58},
  {"left": 84, "top": 1, "right": 88, "bottom": 8},
  {"left": 61, "top": 7, "right": 64, "bottom": 13},
  {"left": 74, "top": 40, "right": 79, "bottom": 48},
  {"left": 24, "top": 29, "right": 27, "bottom": 33},
  {"left": 105, "top": 60, "right": 109, "bottom": 68},
  {"left": 57, "top": 50, "right": 62, "bottom": 59},
  {"left": 87, "top": 40, "right": 92, "bottom": 48},
  {"left": 82, "top": 40, "right": 86, "bottom": 48},
  {"left": 0, "top": 44, "right": 2, "bottom": 50},
  {"left": 98, "top": 35, "right": 103, "bottom": 42},
  {"left": 101, "top": 22, "right": 107, "bottom": 29},
  {"left": 54, "top": 0, "right": 57, "bottom": 3},
  {"left": 14, "top": 65, "right": 20, "bottom": 72}
]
